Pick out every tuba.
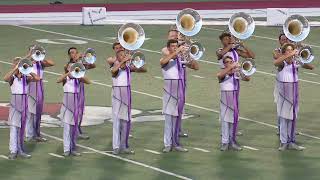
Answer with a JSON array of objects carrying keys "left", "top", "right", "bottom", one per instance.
[
  {"left": 31, "top": 45, "right": 46, "bottom": 62},
  {"left": 83, "top": 48, "right": 96, "bottom": 64},
  {"left": 283, "top": 15, "right": 314, "bottom": 63},
  {"left": 228, "top": 12, "right": 255, "bottom": 49},
  {"left": 118, "top": 23, "right": 145, "bottom": 51},
  {"left": 70, "top": 62, "right": 86, "bottom": 79},
  {"left": 176, "top": 8, "right": 202, "bottom": 37},
  {"left": 18, "top": 58, "right": 33, "bottom": 75}
]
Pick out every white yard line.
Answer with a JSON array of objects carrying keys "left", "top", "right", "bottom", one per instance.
[
  {"left": 1, "top": 59, "right": 320, "bottom": 141},
  {"left": 144, "top": 149, "right": 162, "bottom": 155},
  {"left": 191, "top": 75, "right": 205, "bottom": 79},
  {"left": 192, "top": 147, "right": 211, "bottom": 153},
  {"left": 13, "top": 25, "right": 320, "bottom": 85},
  {"left": 303, "top": 72, "right": 319, "bottom": 76},
  {"left": 242, "top": 146, "right": 259, "bottom": 151},
  {"left": 0, "top": 155, "right": 9, "bottom": 160},
  {"left": 48, "top": 153, "right": 65, "bottom": 159},
  {"left": 82, "top": 151, "right": 113, "bottom": 154},
  {"left": 153, "top": 76, "right": 163, "bottom": 80},
  {"left": 41, "top": 132, "right": 192, "bottom": 180}
]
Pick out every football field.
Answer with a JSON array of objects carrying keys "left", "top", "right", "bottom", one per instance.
[{"left": 0, "top": 24, "right": 320, "bottom": 180}]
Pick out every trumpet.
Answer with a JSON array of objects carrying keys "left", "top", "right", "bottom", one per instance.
[
  {"left": 118, "top": 23, "right": 145, "bottom": 51},
  {"left": 31, "top": 45, "right": 46, "bottom": 62},
  {"left": 124, "top": 50, "right": 145, "bottom": 69},
  {"left": 18, "top": 58, "right": 33, "bottom": 75},
  {"left": 228, "top": 12, "right": 255, "bottom": 49},
  {"left": 234, "top": 58, "right": 256, "bottom": 77},
  {"left": 283, "top": 15, "right": 314, "bottom": 64},
  {"left": 83, "top": 48, "right": 96, "bottom": 64},
  {"left": 180, "top": 38, "right": 205, "bottom": 61},
  {"left": 70, "top": 62, "right": 86, "bottom": 79},
  {"left": 176, "top": 8, "right": 202, "bottom": 37}
]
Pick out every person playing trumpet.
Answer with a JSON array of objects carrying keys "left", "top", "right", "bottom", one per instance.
[
  {"left": 64, "top": 47, "right": 96, "bottom": 140},
  {"left": 110, "top": 50, "right": 146, "bottom": 155},
  {"left": 3, "top": 57, "right": 40, "bottom": 160},
  {"left": 25, "top": 45, "right": 55, "bottom": 142},
  {"left": 106, "top": 42, "right": 125, "bottom": 68},
  {"left": 274, "top": 43, "right": 314, "bottom": 151},
  {"left": 217, "top": 56, "right": 250, "bottom": 151},
  {"left": 57, "top": 63, "right": 91, "bottom": 157}
]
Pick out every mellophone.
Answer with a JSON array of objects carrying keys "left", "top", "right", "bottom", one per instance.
[{"left": 19, "top": 9, "right": 314, "bottom": 77}]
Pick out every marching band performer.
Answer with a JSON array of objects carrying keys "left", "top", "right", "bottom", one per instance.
[
  {"left": 160, "top": 39, "right": 189, "bottom": 153},
  {"left": 217, "top": 56, "right": 250, "bottom": 151},
  {"left": 111, "top": 50, "right": 146, "bottom": 155},
  {"left": 216, "top": 32, "right": 255, "bottom": 138},
  {"left": 273, "top": 33, "right": 289, "bottom": 135},
  {"left": 162, "top": 27, "right": 199, "bottom": 138},
  {"left": 64, "top": 47, "right": 96, "bottom": 140},
  {"left": 57, "top": 64, "right": 91, "bottom": 156},
  {"left": 107, "top": 42, "right": 125, "bottom": 67},
  {"left": 4, "top": 57, "right": 40, "bottom": 160},
  {"left": 25, "top": 45, "right": 55, "bottom": 142},
  {"left": 274, "top": 43, "right": 314, "bottom": 151}
]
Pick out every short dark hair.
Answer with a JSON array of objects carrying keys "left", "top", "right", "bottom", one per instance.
[
  {"left": 219, "top": 32, "right": 231, "bottom": 41},
  {"left": 223, "top": 56, "right": 233, "bottom": 64},
  {"left": 167, "top": 39, "right": 178, "bottom": 48},
  {"left": 68, "top": 47, "right": 77, "bottom": 54},
  {"left": 281, "top": 43, "right": 295, "bottom": 54},
  {"left": 168, "top": 29, "right": 179, "bottom": 34},
  {"left": 112, "top": 42, "right": 121, "bottom": 49},
  {"left": 278, "top": 33, "right": 286, "bottom": 41}
]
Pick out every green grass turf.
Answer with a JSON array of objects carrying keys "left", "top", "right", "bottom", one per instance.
[
  {"left": 0, "top": 0, "right": 271, "bottom": 5},
  {"left": 0, "top": 24, "right": 320, "bottom": 180}
]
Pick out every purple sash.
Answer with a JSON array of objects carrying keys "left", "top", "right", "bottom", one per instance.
[
  {"left": 20, "top": 75, "right": 28, "bottom": 152},
  {"left": 35, "top": 62, "right": 44, "bottom": 137},
  {"left": 125, "top": 66, "right": 132, "bottom": 148},
  {"left": 71, "top": 79, "right": 79, "bottom": 151},
  {"left": 231, "top": 49, "right": 240, "bottom": 143},
  {"left": 78, "top": 82, "right": 85, "bottom": 134},
  {"left": 291, "top": 63, "right": 298, "bottom": 143}
]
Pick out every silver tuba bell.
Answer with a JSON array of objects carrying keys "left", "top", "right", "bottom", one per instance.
[
  {"left": 228, "top": 12, "right": 255, "bottom": 40},
  {"left": 118, "top": 23, "right": 145, "bottom": 51},
  {"left": 176, "top": 8, "right": 202, "bottom": 37},
  {"left": 83, "top": 48, "right": 96, "bottom": 64},
  {"left": 31, "top": 45, "right": 46, "bottom": 62},
  {"left": 18, "top": 58, "right": 33, "bottom": 75},
  {"left": 70, "top": 62, "right": 86, "bottom": 79}
]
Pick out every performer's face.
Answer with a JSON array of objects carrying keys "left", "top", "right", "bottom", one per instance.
[
  {"left": 221, "top": 36, "right": 231, "bottom": 46},
  {"left": 279, "top": 35, "right": 288, "bottom": 46},
  {"left": 223, "top": 58, "right": 233, "bottom": 68},
  {"left": 113, "top": 44, "right": 124, "bottom": 53},
  {"left": 168, "top": 43, "right": 178, "bottom": 53},
  {"left": 68, "top": 49, "right": 78, "bottom": 61},
  {"left": 117, "top": 51, "right": 126, "bottom": 62},
  {"left": 284, "top": 45, "right": 295, "bottom": 64},
  {"left": 168, "top": 31, "right": 178, "bottom": 40}
]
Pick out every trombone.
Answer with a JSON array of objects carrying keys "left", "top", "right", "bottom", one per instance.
[
  {"left": 237, "top": 58, "right": 256, "bottom": 77},
  {"left": 118, "top": 23, "right": 146, "bottom": 68},
  {"left": 70, "top": 62, "right": 86, "bottom": 79},
  {"left": 283, "top": 14, "right": 314, "bottom": 64}
]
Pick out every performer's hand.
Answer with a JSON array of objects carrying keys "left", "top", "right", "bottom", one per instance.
[{"left": 175, "top": 46, "right": 184, "bottom": 54}]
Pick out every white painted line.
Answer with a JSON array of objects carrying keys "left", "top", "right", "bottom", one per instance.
[
  {"left": 192, "top": 147, "right": 211, "bottom": 153},
  {"left": 13, "top": 25, "right": 320, "bottom": 85},
  {"left": 153, "top": 76, "right": 163, "bottom": 80},
  {"left": 43, "top": 80, "right": 49, "bottom": 83},
  {"left": 303, "top": 72, "right": 319, "bottom": 76},
  {"left": 191, "top": 75, "right": 205, "bottom": 79},
  {"left": 144, "top": 149, "right": 162, "bottom": 155},
  {"left": 41, "top": 132, "right": 193, "bottom": 180},
  {"left": 0, "top": 155, "right": 9, "bottom": 160},
  {"left": 243, "top": 146, "right": 259, "bottom": 151},
  {"left": 48, "top": 153, "right": 65, "bottom": 159},
  {"left": 82, "top": 151, "right": 113, "bottom": 154},
  {"left": 0, "top": 81, "right": 7, "bottom": 84},
  {"left": 1, "top": 59, "right": 319, "bottom": 141}
]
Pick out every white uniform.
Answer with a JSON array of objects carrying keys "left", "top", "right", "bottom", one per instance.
[
  {"left": 112, "top": 62, "right": 132, "bottom": 150},
  {"left": 162, "top": 57, "right": 185, "bottom": 147},
  {"left": 276, "top": 60, "right": 300, "bottom": 143},
  {"left": 59, "top": 76, "right": 80, "bottom": 152},
  {"left": 218, "top": 48, "right": 240, "bottom": 144},
  {"left": 26, "top": 61, "right": 44, "bottom": 138},
  {"left": 8, "top": 75, "right": 29, "bottom": 154}
]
